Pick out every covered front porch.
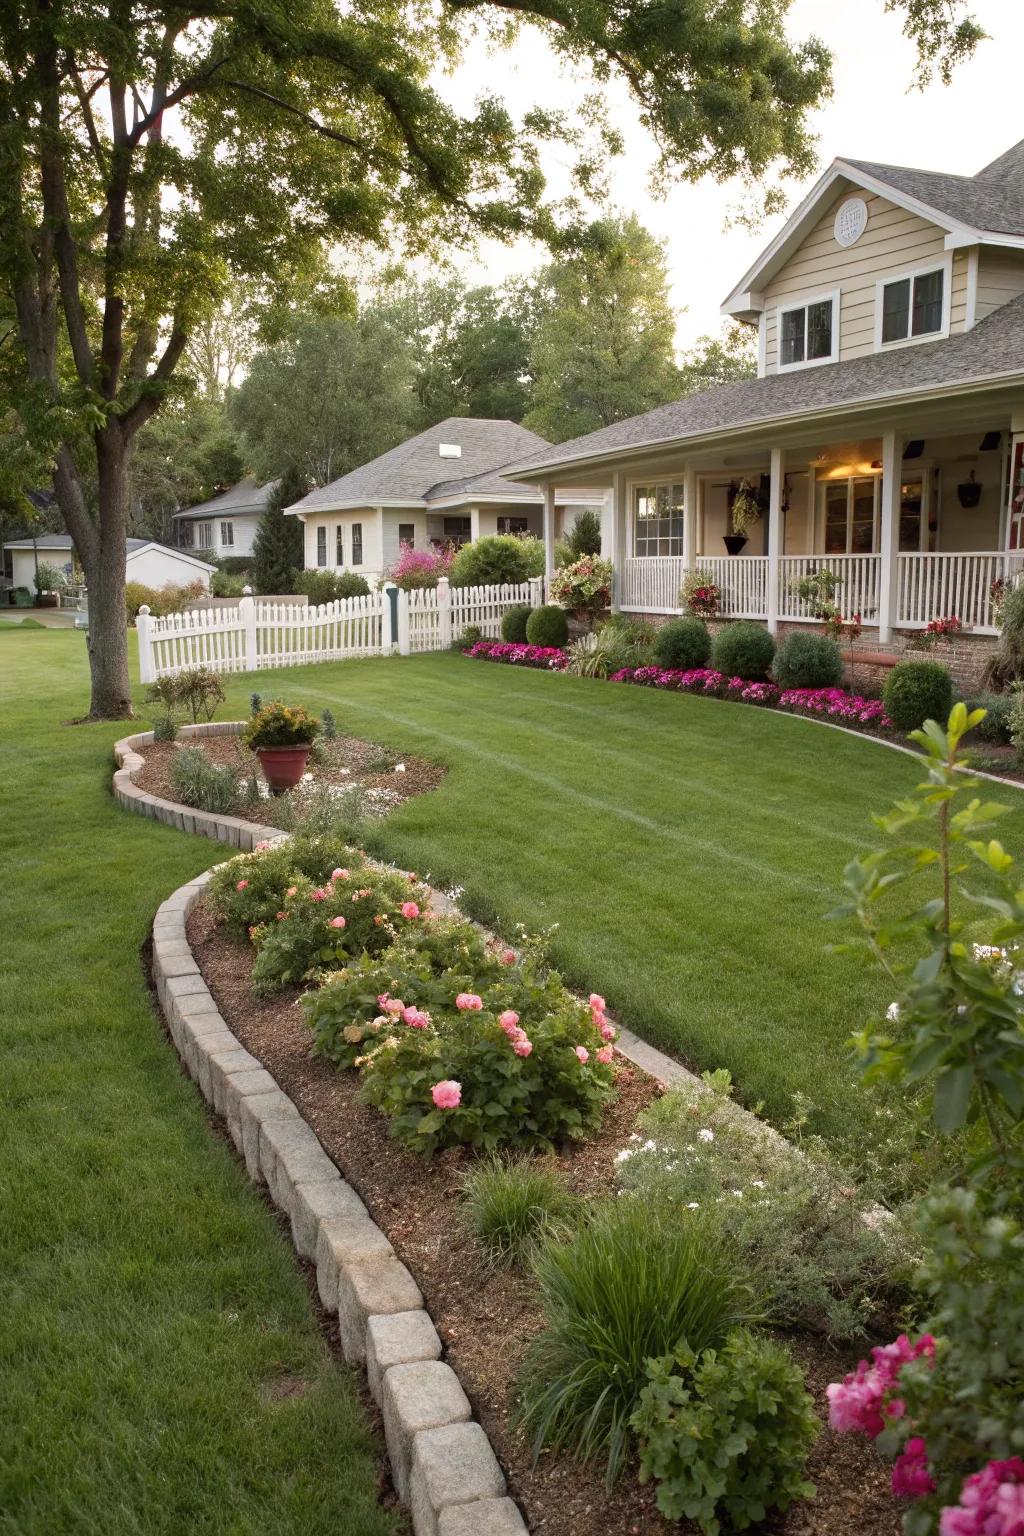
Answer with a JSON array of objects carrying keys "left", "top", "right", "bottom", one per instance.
[
  {"left": 619, "top": 425, "right": 1024, "bottom": 638},
  {"left": 537, "top": 398, "right": 1024, "bottom": 641}
]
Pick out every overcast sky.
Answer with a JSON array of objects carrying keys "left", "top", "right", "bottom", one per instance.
[{"left": 433, "top": 0, "right": 1023, "bottom": 350}]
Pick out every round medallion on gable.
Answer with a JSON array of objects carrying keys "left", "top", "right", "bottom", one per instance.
[{"left": 834, "top": 197, "right": 868, "bottom": 247}]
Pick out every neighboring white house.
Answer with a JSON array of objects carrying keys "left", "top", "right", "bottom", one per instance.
[
  {"left": 2, "top": 534, "right": 215, "bottom": 595},
  {"left": 285, "top": 418, "right": 606, "bottom": 583},
  {"left": 173, "top": 476, "right": 277, "bottom": 559},
  {"left": 496, "top": 134, "right": 1024, "bottom": 664}
]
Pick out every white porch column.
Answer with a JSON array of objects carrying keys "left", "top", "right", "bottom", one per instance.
[
  {"left": 469, "top": 505, "right": 481, "bottom": 542},
  {"left": 683, "top": 465, "right": 698, "bottom": 573},
  {"left": 767, "top": 447, "right": 785, "bottom": 635},
  {"left": 610, "top": 469, "right": 627, "bottom": 612},
  {"left": 877, "top": 430, "right": 902, "bottom": 643},
  {"left": 542, "top": 483, "right": 556, "bottom": 584}
]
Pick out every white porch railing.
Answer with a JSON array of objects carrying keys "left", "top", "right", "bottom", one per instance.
[
  {"left": 620, "top": 557, "right": 686, "bottom": 614},
  {"left": 696, "top": 556, "right": 770, "bottom": 619},
  {"left": 618, "top": 550, "right": 1024, "bottom": 635},
  {"left": 778, "top": 555, "right": 882, "bottom": 624},
  {"left": 896, "top": 552, "right": 1024, "bottom": 632}
]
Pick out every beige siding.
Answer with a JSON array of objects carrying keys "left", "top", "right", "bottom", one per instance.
[
  {"left": 975, "top": 248, "right": 1024, "bottom": 323},
  {"left": 301, "top": 508, "right": 386, "bottom": 579},
  {"left": 762, "top": 191, "right": 968, "bottom": 371}
]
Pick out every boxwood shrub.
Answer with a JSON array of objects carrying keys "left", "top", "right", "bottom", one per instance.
[
  {"left": 772, "top": 631, "right": 844, "bottom": 690},
  {"left": 710, "top": 621, "right": 776, "bottom": 681},
  {"left": 501, "top": 604, "right": 533, "bottom": 643},
  {"left": 883, "top": 659, "right": 954, "bottom": 732},
  {"left": 526, "top": 604, "right": 569, "bottom": 648},
  {"left": 653, "top": 618, "right": 711, "bottom": 670}
]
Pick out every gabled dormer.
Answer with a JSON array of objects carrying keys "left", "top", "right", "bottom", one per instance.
[{"left": 723, "top": 140, "right": 1024, "bottom": 378}]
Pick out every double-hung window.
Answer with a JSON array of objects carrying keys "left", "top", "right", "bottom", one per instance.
[
  {"left": 777, "top": 291, "right": 838, "bottom": 370},
  {"left": 351, "top": 523, "right": 363, "bottom": 566},
  {"left": 195, "top": 520, "right": 212, "bottom": 549},
  {"left": 316, "top": 526, "right": 327, "bottom": 567},
  {"left": 336, "top": 526, "right": 344, "bottom": 567},
  {"left": 398, "top": 522, "right": 415, "bottom": 549},
  {"left": 877, "top": 261, "right": 948, "bottom": 347},
  {"left": 220, "top": 521, "right": 233, "bottom": 547},
  {"left": 632, "top": 483, "right": 685, "bottom": 557}
]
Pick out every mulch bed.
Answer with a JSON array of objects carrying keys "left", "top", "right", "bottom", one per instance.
[
  {"left": 135, "top": 732, "right": 446, "bottom": 827},
  {"left": 184, "top": 901, "right": 900, "bottom": 1536}
]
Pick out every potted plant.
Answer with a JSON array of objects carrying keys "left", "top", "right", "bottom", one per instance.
[
  {"left": 242, "top": 700, "right": 321, "bottom": 792},
  {"left": 957, "top": 471, "right": 982, "bottom": 510},
  {"left": 724, "top": 480, "right": 761, "bottom": 556},
  {"left": 549, "top": 555, "right": 614, "bottom": 629},
  {"left": 680, "top": 570, "right": 721, "bottom": 618}
]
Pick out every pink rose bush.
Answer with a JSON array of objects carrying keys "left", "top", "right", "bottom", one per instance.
[
  {"left": 206, "top": 834, "right": 370, "bottom": 937},
  {"left": 941, "top": 1460, "right": 1024, "bottom": 1536},
  {"left": 431, "top": 1079, "right": 462, "bottom": 1110},
  {"left": 827, "top": 1333, "right": 935, "bottom": 1439},
  {"left": 892, "top": 1438, "right": 935, "bottom": 1500}
]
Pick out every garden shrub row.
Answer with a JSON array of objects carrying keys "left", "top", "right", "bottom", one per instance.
[{"left": 499, "top": 602, "right": 569, "bottom": 648}]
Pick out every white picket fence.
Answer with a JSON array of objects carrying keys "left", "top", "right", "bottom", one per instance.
[{"left": 137, "top": 577, "right": 546, "bottom": 682}]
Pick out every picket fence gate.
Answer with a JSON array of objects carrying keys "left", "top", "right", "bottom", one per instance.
[{"left": 137, "top": 576, "right": 546, "bottom": 682}]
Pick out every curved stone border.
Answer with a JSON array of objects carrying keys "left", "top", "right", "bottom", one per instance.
[
  {"left": 114, "top": 722, "right": 284, "bottom": 849},
  {"left": 153, "top": 870, "right": 527, "bottom": 1536}
]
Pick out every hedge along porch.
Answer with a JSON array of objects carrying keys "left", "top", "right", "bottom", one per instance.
[{"left": 135, "top": 578, "right": 547, "bottom": 680}]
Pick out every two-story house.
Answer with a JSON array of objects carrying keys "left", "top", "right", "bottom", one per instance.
[{"left": 503, "top": 137, "right": 1024, "bottom": 675}]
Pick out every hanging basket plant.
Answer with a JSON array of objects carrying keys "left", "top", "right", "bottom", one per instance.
[
  {"left": 725, "top": 480, "right": 762, "bottom": 554},
  {"left": 957, "top": 472, "right": 982, "bottom": 510}
]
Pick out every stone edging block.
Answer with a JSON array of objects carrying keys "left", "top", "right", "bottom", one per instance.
[{"left": 149, "top": 874, "right": 525, "bottom": 1535}]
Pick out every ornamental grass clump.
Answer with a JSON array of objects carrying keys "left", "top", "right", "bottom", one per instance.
[
  {"left": 461, "top": 1157, "right": 579, "bottom": 1266},
  {"left": 517, "top": 1199, "right": 755, "bottom": 1483},
  {"left": 168, "top": 745, "right": 237, "bottom": 813}
]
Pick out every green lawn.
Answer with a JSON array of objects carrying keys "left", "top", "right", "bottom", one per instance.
[
  {"left": 3, "top": 628, "right": 1021, "bottom": 1530},
  {"left": 0, "top": 628, "right": 399, "bottom": 1536}
]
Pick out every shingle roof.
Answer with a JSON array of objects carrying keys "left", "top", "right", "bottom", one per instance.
[
  {"left": 287, "top": 418, "right": 551, "bottom": 512},
  {"left": 426, "top": 463, "right": 543, "bottom": 501},
  {"left": 506, "top": 292, "right": 1024, "bottom": 477},
  {"left": 842, "top": 152, "right": 1024, "bottom": 236},
  {"left": 3, "top": 534, "right": 213, "bottom": 569},
  {"left": 174, "top": 475, "right": 278, "bottom": 520}
]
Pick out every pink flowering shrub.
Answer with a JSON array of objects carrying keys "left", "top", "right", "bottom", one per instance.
[
  {"left": 250, "top": 862, "right": 426, "bottom": 993},
  {"left": 940, "top": 1459, "right": 1024, "bottom": 1535},
  {"left": 826, "top": 1333, "right": 935, "bottom": 1439},
  {"left": 207, "top": 832, "right": 365, "bottom": 935},
  {"left": 386, "top": 541, "right": 455, "bottom": 591}
]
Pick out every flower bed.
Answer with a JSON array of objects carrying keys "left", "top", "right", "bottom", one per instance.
[{"left": 467, "top": 641, "right": 895, "bottom": 734}]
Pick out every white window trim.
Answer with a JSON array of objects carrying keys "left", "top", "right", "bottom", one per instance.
[
  {"left": 627, "top": 476, "right": 687, "bottom": 559},
  {"left": 774, "top": 287, "right": 841, "bottom": 373},
  {"left": 873, "top": 253, "right": 953, "bottom": 352},
  {"left": 220, "top": 521, "right": 233, "bottom": 547}
]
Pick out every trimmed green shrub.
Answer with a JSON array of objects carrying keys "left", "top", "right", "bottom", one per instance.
[
  {"left": 710, "top": 621, "right": 776, "bottom": 680},
  {"left": 151, "top": 713, "right": 178, "bottom": 742},
  {"left": 516, "top": 1200, "right": 754, "bottom": 1482},
  {"left": 210, "top": 569, "right": 246, "bottom": 597},
  {"left": 294, "top": 569, "right": 338, "bottom": 605},
  {"left": 449, "top": 534, "right": 544, "bottom": 587},
  {"left": 501, "top": 604, "right": 532, "bottom": 643},
  {"left": 525, "top": 605, "right": 569, "bottom": 648},
  {"left": 632, "top": 1330, "right": 818, "bottom": 1533},
  {"left": 653, "top": 618, "right": 711, "bottom": 670},
  {"left": 963, "top": 691, "right": 1013, "bottom": 745},
  {"left": 336, "top": 571, "right": 371, "bottom": 598},
  {"left": 772, "top": 630, "right": 844, "bottom": 690},
  {"left": 882, "top": 659, "right": 954, "bottom": 732},
  {"left": 169, "top": 746, "right": 237, "bottom": 814},
  {"left": 206, "top": 835, "right": 364, "bottom": 936},
  {"left": 461, "top": 1158, "right": 578, "bottom": 1266}
]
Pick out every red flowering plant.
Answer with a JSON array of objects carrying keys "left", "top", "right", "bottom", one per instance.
[
  {"left": 680, "top": 570, "right": 721, "bottom": 618},
  {"left": 914, "top": 615, "right": 964, "bottom": 651},
  {"left": 206, "top": 834, "right": 366, "bottom": 934}
]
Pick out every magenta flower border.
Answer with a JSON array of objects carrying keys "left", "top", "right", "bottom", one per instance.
[{"left": 465, "top": 642, "right": 894, "bottom": 734}]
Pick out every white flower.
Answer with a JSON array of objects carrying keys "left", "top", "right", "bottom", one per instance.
[
  {"left": 698, "top": 1128, "right": 714, "bottom": 1143},
  {"left": 687, "top": 1201, "right": 700, "bottom": 1210},
  {"left": 886, "top": 1002, "right": 900, "bottom": 1022},
  {"left": 973, "top": 944, "right": 1007, "bottom": 961},
  {"left": 614, "top": 1149, "right": 633, "bottom": 1164},
  {"left": 731, "top": 1188, "right": 743, "bottom": 1198},
  {"left": 751, "top": 1179, "right": 765, "bottom": 1189},
  {"left": 642, "top": 1139, "right": 657, "bottom": 1152},
  {"left": 394, "top": 763, "right": 406, "bottom": 773}
]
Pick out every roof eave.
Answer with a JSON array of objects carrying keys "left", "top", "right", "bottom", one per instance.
[
  {"left": 285, "top": 497, "right": 429, "bottom": 516},
  {"left": 502, "top": 368, "right": 1024, "bottom": 481}
]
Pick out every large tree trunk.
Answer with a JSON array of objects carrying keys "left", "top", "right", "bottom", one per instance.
[{"left": 80, "top": 428, "right": 134, "bottom": 720}]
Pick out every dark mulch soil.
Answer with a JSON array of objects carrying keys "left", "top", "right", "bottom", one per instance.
[
  {"left": 186, "top": 901, "right": 900, "bottom": 1536},
  {"left": 136, "top": 733, "right": 446, "bottom": 827}
]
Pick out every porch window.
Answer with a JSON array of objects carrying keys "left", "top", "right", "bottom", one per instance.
[
  {"left": 220, "top": 521, "right": 233, "bottom": 547},
  {"left": 316, "top": 525, "right": 327, "bottom": 567},
  {"left": 879, "top": 265, "right": 946, "bottom": 345},
  {"left": 442, "top": 516, "right": 471, "bottom": 546},
  {"left": 778, "top": 293, "right": 837, "bottom": 369},
  {"left": 351, "top": 523, "right": 363, "bottom": 566},
  {"left": 398, "top": 523, "right": 415, "bottom": 548},
  {"left": 195, "top": 521, "right": 212, "bottom": 550},
  {"left": 633, "top": 483, "right": 685, "bottom": 557},
  {"left": 336, "top": 526, "right": 344, "bottom": 567},
  {"left": 898, "top": 479, "right": 938, "bottom": 552},
  {"left": 497, "top": 516, "right": 529, "bottom": 534},
  {"left": 821, "top": 477, "right": 878, "bottom": 554}
]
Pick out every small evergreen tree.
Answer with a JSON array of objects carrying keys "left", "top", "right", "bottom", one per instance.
[
  {"left": 565, "top": 508, "right": 603, "bottom": 558},
  {"left": 250, "top": 468, "right": 307, "bottom": 595}
]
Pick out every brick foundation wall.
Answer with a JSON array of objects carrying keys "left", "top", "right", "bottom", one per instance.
[{"left": 625, "top": 612, "right": 999, "bottom": 692}]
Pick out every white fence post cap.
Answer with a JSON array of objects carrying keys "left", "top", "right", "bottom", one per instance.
[
  {"left": 138, "top": 604, "right": 151, "bottom": 615},
  {"left": 242, "top": 585, "right": 253, "bottom": 595}
]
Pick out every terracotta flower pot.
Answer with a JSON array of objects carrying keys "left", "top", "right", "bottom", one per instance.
[{"left": 256, "top": 744, "right": 311, "bottom": 793}]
